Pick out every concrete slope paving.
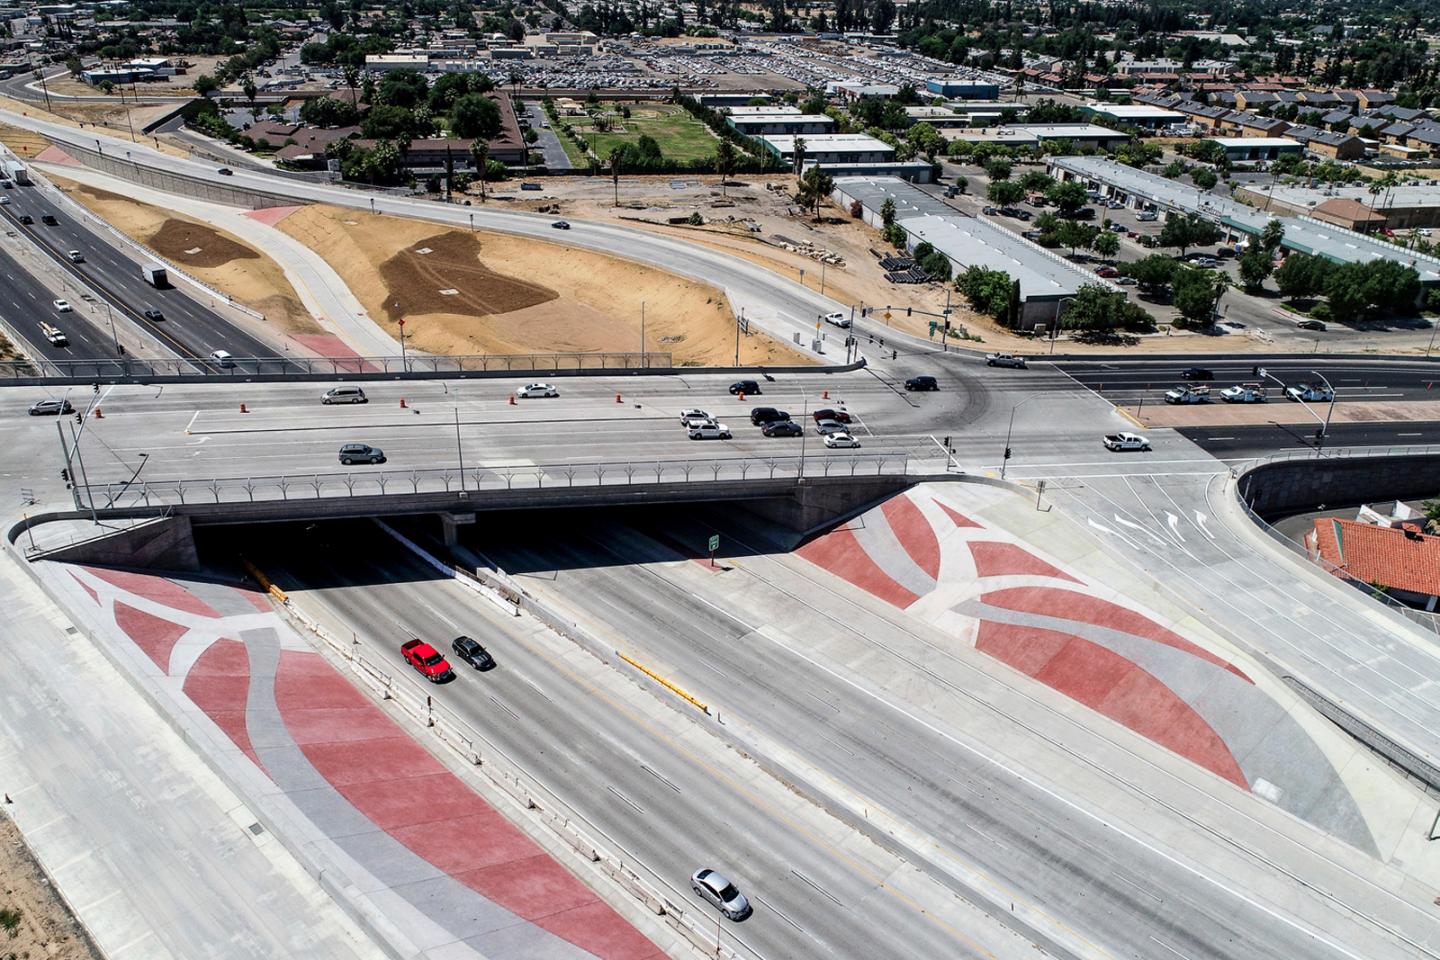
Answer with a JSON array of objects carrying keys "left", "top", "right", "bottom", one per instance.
[
  {"left": 39, "top": 560, "right": 667, "bottom": 960},
  {"left": 0, "top": 555, "right": 387, "bottom": 960}
]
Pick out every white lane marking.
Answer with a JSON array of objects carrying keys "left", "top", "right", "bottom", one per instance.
[
  {"left": 1165, "top": 511, "right": 1186, "bottom": 543},
  {"left": 184, "top": 410, "right": 200, "bottom": 434},
  {"left": 1112, "top": 513, "right": 1166, "bottom": 545},
  {"left": 1087, "top": 517, "right": 1141, "bottom": 549},
  {"left": 1193, "top": 511, "right": 1216, "bottom": 540}
]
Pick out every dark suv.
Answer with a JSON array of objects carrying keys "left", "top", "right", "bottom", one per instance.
[
  {"left": 904, "top": 375, "right": 938, "bottom": 391},
  {"left": 1180, "top": 367, "right": 1214, "bottom": 381},
  {"left": 728, "top": 379, "right": 760, "bottom": 395},
  {"left": 749, "top": 407, "right": 789, "bottom": 425}
]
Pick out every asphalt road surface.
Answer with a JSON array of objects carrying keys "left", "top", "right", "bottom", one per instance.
[
  {"left": 0, "top": 182, "right": 286, "bottom": 365},
  {"left": 0, "top": 240, "right": 113, "bottom": 360},
  {"left": 246, "top": 521, "right": 1027, "bottom": 960},
  {"left": 1054, "top": 357, "right": 1440, "bottom": 404}
]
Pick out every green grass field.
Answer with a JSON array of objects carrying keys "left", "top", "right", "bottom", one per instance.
[{"left": 557, "top": 103, "right": 718, "bottom": 164}]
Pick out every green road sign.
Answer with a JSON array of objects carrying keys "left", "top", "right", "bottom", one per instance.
[{"left": 708, "top": 534, "right": 720, "bottom": 552}]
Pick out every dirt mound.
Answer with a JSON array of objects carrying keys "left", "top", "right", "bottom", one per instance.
[
  {"left": 51, "top": 176, "right": 321, "bottom": 336},
  {"left": 149, "top": 218, "right": 259, "bottom": 268},
  {"left": 378, "top": 230, "right": 556, "bottom": 322}
]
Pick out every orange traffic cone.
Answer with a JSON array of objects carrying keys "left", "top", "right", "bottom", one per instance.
[
  {"left": 93, "top": 407, "right": 103, "bottom": 419},
  {"left": 615, "top": 393, "right": 622, "bottom": 403},
  {"left": 737, "top": 391, "right": 745, "bottom": 401},
  {"left": 508, "top": 395, "right": 516, "bottom": 405},
  {"left": 822, "top": 389, "right": 829, "bottom": 400},
  {"left": 239, "top": 402, "right": 248, "bottom": 413},
  {"left": 400, "top": 397, "right": 407, "bottom": 409}
]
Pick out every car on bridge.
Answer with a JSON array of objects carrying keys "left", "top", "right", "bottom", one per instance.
[
  {"left": 762, "top": 420, "right": 803, "bottom": 437},
  {"left": 338, "top": 443, "right": 385, "bottom": 465},
  {"left": 678, "top": 408, "right": 713, "bottom": 427},
  {"left": 322, "top": 386, "right": 368, "bottom": 404},
  {"left": 985, "top": 352, "right": 1027, "bottom": 368},
  {"left": 691, "top": 868, "right": 751, "bottom": 922},
  {"left": 52, "top": 299, "right": 72, "bottom": 313},
  {"left": 1285, "top": 383, "right": 1335, "bottom": 403},
  {"left": 1103, "top": 432, "right": 1151, "bottom": 452},
  {"left": 824, "top": 432, "right": 861, "bottom": 448},
  {"left": 750, "top": 407, "right": 789, "bottom": 425},
  {"left": 904, "top": 375, "right": 938, "bottom": 391},
  {"left": 811, "top": 408, "right": 851, "bottom": 423},
  {"left": 688, "top": 421, "right": 732, "bottom": 440},
  {"left": 451, "top": 636, "right": 496, "bottom": 671},
  {"left": 400, "top": 639, "right": 454, "bottom": 683},
  {"left": 209, "top": 350, "right": 236, "bottom": 368},
  {"left": 516, "top": 382, "right": 559, "bottom": 398},
  {"left": 814, "top": 418, "right": 849, "bottom": 436},
  {"left": 28, "top": 398, "right": 74, "bottom": 416}
]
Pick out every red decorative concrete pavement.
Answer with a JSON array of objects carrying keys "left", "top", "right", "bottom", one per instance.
[
  {"left": 35, "top": 145, "right": 82, "bottom": 166},
  {"left": 881, "top": 495, "right": 941, "bottom": 580},
  {"left": 63, "top": 565, "right": 663, "bottom": 960},
  {"left": 243, "top": 205, "right": 303, "bottom": 227},
  {"left": 797, "top": 524, "right": 920, "bottom": 608}
]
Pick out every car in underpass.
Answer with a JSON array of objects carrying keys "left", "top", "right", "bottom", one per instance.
[
  {"left": 516, "top": 382, "right": 559, "bottom": 398},
  {"left": 209, "top": 350, "right": 236, "bottom": 368},
  {"left": 338, "top": 443, "right": 385, "bottom": 465},
  {"left": 451, "top": 636, "right": 495, "bottom": 671},
  {"left": 690, "top": 868, "right": 752, "bottom": 921},
  {"left": 400, "top": 639, "right": 454, "bottom": 682}
]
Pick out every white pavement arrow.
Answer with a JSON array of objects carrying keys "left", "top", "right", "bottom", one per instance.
[
  {"left": 1113, "top": 513, "right": 1166, "bottom": 545},
  {"left": 1193, "top": 510, "right": 1216, "bottom": 540},
  {"left": 1165, "top": 511, "right": 1186, "bottom": 543}
]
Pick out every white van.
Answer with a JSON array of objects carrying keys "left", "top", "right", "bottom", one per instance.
[
  {"left": 209, "top": 350, "right": 235, "bottom": 368},
  {"left": 322, "top": 386, "right": 368, "bottom": 404}
]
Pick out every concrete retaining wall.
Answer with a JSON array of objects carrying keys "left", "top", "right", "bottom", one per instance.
[
  {"left": 57, "top": 141, "right": 304, "bottom": 209},
  {"left": 30, "top": 515, "right": 199, "bottom": 570},
  {"left": 1237, "top": 453, "right": 1440, "bottom": 520}
]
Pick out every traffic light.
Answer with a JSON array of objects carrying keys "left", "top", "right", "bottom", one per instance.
[
  {"left": 59, "top": 468, "right": 69, "bottom": 482},
  {"left": 1003, "top": 447, "right": 1012, "bottom": 460},
  {"left": 92, "top": 382, "right": 99, "bottom": 393}
]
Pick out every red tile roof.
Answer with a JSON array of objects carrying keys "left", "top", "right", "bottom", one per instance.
[{"left": 1312, "top": 518, "right": 1440, "bottom": 596}]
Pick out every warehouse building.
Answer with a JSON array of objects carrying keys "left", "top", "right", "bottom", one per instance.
[
  {"left": 830, "top": 176, "right": 1118, "bottom": 326},
  {"left": 760, "top": 133, "right": 894, "bottom": 165},
  {"left": 727, "top": 113, "right": 835, "bottom": 136},
  {"left": 1080, "top": 101, "right": 1187, "bottom": 129},
  {"left": 1205, "top": 136, "right": 1303, "bottom": 162}
]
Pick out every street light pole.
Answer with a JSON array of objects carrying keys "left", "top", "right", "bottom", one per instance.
[
  {"left": 1050, "top": 296, "right": 1073, "bottom": 355},
  {"left": 1000, "top": 396, "right": 1037, "bottom": 479},
  {"left": 454, "top": 407, "right": 466, "bottom": 491},
  {"left": 640, "top": 300, "right": 645, "bottom": 366},
  {"left": 1312, "top": 368, "right": 1337, "bottom": 453}
]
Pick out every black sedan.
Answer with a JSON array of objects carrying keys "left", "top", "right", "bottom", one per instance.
[
  {"left": 762, "top": 420, "right": 804, "bottom": 437},
  {"left": 451, "top": 635, "right": 496, "bottom": 671}
]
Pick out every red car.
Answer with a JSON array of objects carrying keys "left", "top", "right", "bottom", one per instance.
[
  {"left": 400, "top": 639, "right": 455, "bottom": 682},
  {"left": 1094, "top": 266, "right": 1119, "bottom": 278},
  {"left": 811, "top": 408, "right": 852, "bottom": 424}
]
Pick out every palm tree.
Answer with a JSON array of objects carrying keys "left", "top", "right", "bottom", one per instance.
[
  {"left": 342, "top": 63, "right": 360, "bottom": 107},
  {"left": 470, "top": 140, "right": 489, "bottom": 202},
  {"left": 608, "top": 146, "right": 624, "bottom": 206},
  {"left": 242, "top": 74, "right": 259, "bottom": 121},
  {"left": 791, "top": 136, "right": 806, "bottom": 177},
  {"left": 715, "top": 139, "right": 736, "bottom": 197}
]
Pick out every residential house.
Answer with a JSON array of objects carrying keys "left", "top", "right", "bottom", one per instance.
[
  {"left": 1285, "top": 124, "right": 1365, "bottom": 160},
  {"left": 1309, "top": 518, "right": 1440, "bottom": 612}
]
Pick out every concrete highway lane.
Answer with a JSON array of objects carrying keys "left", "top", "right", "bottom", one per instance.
[
  {"left": 248, "top": 522, "right": 1039, "bottom": 960},
  {"left": 1177, "top": 420, "right": 1440, "bottom": 457},
  {"left": 1054, "top": 358, "right": 1440, "bottom": 404},
  {"left": 0, "top": 183, "right": 286, "bottom": 365},
  {"left": 454, "top": 509, "right": 1420, "bottom": 960}
]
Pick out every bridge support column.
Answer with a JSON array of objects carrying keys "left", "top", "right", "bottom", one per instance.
[{"left": 440, "top": 512, "right": 476, "bottom": 547}]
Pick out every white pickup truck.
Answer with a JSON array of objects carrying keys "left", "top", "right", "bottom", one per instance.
[
  {"left": 1164, "top": 384, "right": 1210, "bottom": 404},
  {"left": 1103, "top": 432, "right": 1151, "bottom": 452},
  {"left": 1220, "top": 383, "right": 1268, "bottom": 403},
  {"left": 985, "top": 352, "right": 1027, "bottom": 368}
]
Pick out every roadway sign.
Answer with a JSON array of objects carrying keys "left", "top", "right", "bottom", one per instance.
[
  {"left": 708, "top": 534, "right": 720, "bottom": 568},
  {"left": 883, "top": 311, "right": 892, "bottom": 322}
]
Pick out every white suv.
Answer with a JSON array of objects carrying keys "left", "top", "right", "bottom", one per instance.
[{"left": 687, "top": 421, "right": 731, "bottom": 440}]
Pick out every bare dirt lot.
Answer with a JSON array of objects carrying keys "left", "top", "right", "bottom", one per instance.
[
  {"left": 0, "top": 814, "right": 103, "bottom": 960},
  {"left": 49, "top": 176, "right": 321, "bottom": 335},
  {"left": 276, "top": 204, "right": 811, "bottom": 364}
]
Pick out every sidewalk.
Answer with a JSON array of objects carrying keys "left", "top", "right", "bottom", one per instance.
[
  {"left": 33, "top": 160, "right": 402, "bottom": 358},
  {"left": 0, "top": 554, "right": 387, "bottom": 960}
]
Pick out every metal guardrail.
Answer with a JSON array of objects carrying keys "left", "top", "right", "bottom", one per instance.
[
  {"left": 76, "top": 453, "right": 913, "bottom": 510},
  {"left": 0, "top": 351, "right": 674, "bottom": 380}
]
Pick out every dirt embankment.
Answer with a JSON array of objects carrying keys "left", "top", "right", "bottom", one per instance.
[
  {"left": 48, "top": 177, "right": 321, "bottom": 335},
  {"left": 0, "top": 814, "right": 103, "bottom": 960},
  {"left": 277, "top": 204, "right": 813, "bottom": 364}
]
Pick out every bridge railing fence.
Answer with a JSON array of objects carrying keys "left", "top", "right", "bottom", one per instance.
[{"left": 76, "top": 452, "right": 914, "bottom": 510}]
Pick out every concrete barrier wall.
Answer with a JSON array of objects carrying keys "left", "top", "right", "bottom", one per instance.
[
  {"left": 57, "top": 140, "right": 302, "bottom": 209},
  {"left": 1237, "top": 453, "right": 1440, "bottom": 520}
]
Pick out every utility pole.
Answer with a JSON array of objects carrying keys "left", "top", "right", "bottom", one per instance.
[
  {"left": 67, "top": 419, "right": 98, "bottom": 523},
  {"left": 56, "top": 420, "right": 80, "bottom": 510},
  {"left": 735, "top": 308, "right": 743, "bottom": 366},
  {"left": 454, "top": 407, "right": 466, "bottom": 491},
  {"left": 941, "top": 287, "right": 951, "bottom": 353},
  {"left": 640, "top": 300, "right": 646, "bottom": 366}
]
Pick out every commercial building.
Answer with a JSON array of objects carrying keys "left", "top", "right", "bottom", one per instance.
[
  {"left": 1009, "top": 123, "right": 1131, "bottom": 149},
  {"left": 1205, "top": 137, "right": 1303, "bottom": 162},
  {"left": 363, "top": 54, "right": 430, "bottom": 72},
  {"left": 1283, "top": 125, "right": 1365, "bottom": 161},
  {"left": 925, "top": 78, "right": 1001, "bottom": 99},
  {"left": 1047, "top": 155, "right": 1440, "bottom": 286},
  {"left": 1234, "top": 182, "right": 1440, "bottom": 231},
  {"left": 830, "top": 176, "right": 1118, "bottom": 326},
  {"left": 727, "top": 113, "right": 835, "bottom": 136},
  {"left": 1080, "top": 102, "right": 1186, "bottom": 129},
  {"left": 759, "top": 133, "right": 894, "bottom": 165}
]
